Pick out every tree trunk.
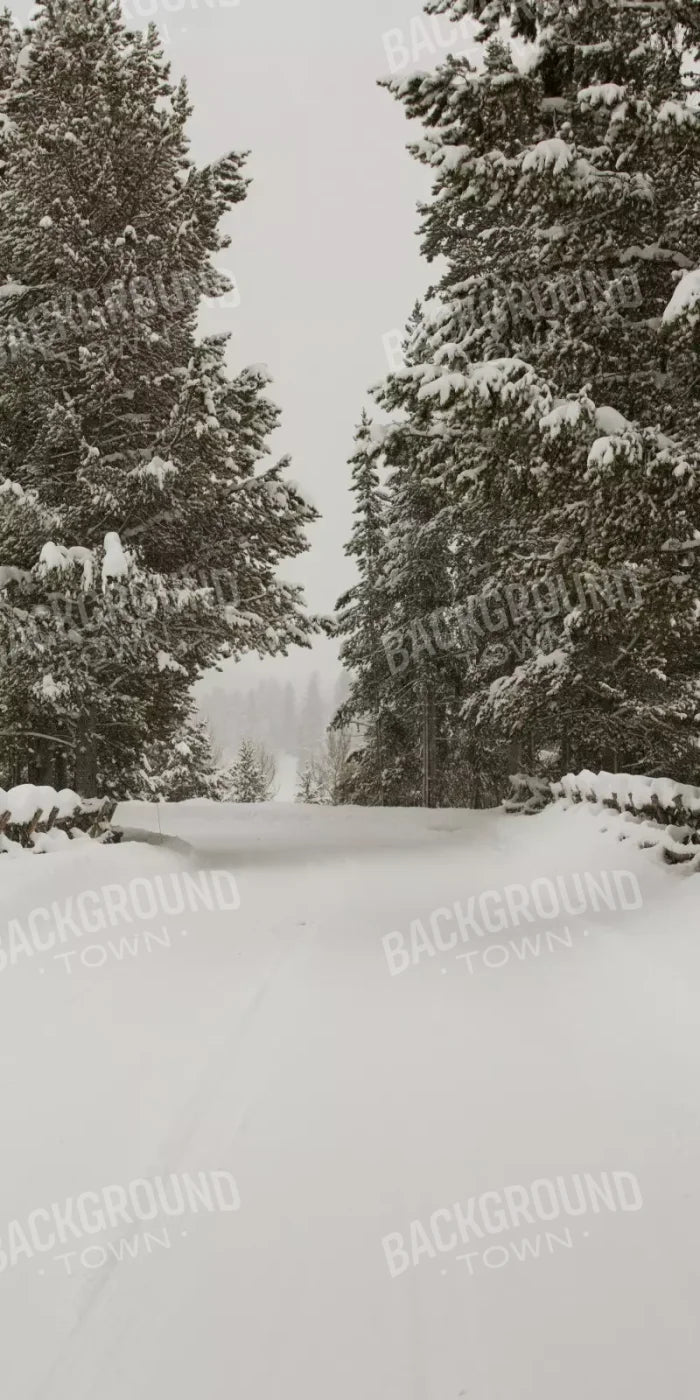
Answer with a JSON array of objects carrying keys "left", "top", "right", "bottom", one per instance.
[
  {"left": 422, "top": 686, "right": 436, "bottom": 808},
  {"left": 375, "top": 708, "right": 385, "bottom": 806},
  {"left": 561, "top": 723, "right": 571, "bottom": 774},
  {"left": 37, "top": 738, "right": 56, "bottom": 786},
  {"left": 602, "top": 745, "right": 617, "bottom": 774},
  {"left": 519, "top": 729, "right": 535, "bottom": 773},
  {"left": 74, "top": 711, "right": 98, "bottom": 796},
  {"left": 54, "top": 747, "right": 67, "bottom": 790}
]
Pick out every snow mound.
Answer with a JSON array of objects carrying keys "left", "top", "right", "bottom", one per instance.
[
  {"left": 0, "top": 784, "right": 82, "bottom": 824},
  {"left": 0, "top": 785, "right": 116, "bottom": 855},
  {"left": 552, "top": 769, "right": 700, "bottom": 819}
]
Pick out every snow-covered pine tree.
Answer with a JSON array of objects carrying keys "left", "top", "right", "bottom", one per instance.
[
  {"left": 295, "top": 760, "right": 320, "bottom": 803},
  {"left": 371, "top": 305, "right": 486, "bottom": 805},
  {"left": 395, "top": 0, "right": 700, "bottom": 435},
  {"left": 419, "top": 355, "right": 700, "bottom": 779},
  {"left": 0, "top": 0, "right": 317, "bottom": 791},
  {"left": 137, "top": 712, "right": 224, "bottom": 802},
  {"left": 333, "top": 412, "right": 391, "bottom": 803},
  {"left": 371, "top": 0, "right": 700, "bottom": 786},
  {"left": 227, "top": 738, "right": 273, "bottom": 802},
  {"left": 0, "top": 11, "right": 20, "bottom": 165}
]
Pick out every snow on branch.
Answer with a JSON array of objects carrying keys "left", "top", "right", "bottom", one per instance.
[
  {"left": 101, "top": 532, "right": 130, "bottom": 589},
  {"left": 417, "top": 355, "right": 551, "bottom": 412},
  {"left": 577, "top": 83, "right": 627, "bottom": 109},
  {"left": 662, "top": 269, "right": 700, "bottom": 328},
  {"left": 521, "top": 138, "right": 574, "bottom": 176}
]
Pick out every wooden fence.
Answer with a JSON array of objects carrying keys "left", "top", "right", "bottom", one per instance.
[
  {"left": 505, "top": 770, "right": 700, "bottom": 867},
  {"left": 0, "top": 788, "right": 119, "bottom": 853}
]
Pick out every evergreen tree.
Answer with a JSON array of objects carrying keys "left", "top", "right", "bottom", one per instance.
[
  {"left": 333, "top": 412, "right": 391, "bottom": 802},
  {"left": 339, "top": 316, "right": 473, "bottom": 805},
  {"left": 412, "top": 0, "right": 700, "bottom": 437},
  {"left": 137, "top": 711, "right": 224, "bottom": 801},
  {"left": 436, "top": 358, "right": 700, "bottom": 779},
  {"left": 226, "top": 737, "right": 275, "bottom": 802},
  {"left": 0, "top": 0, "right": 317, "bottom": 792},
  {"left": 296, "top": 759, "right": 320, "bottom": 803},
  {"left": 359, "top": 0, "right": 700, "bottom": 791}
]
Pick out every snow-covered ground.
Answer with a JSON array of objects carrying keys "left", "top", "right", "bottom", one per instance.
[{"left": 2, "top": 799, "right": 700, "bottom": 1399}]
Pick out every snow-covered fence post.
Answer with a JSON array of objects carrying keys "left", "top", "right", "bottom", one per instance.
[
  {"left": 23, "top": 807, "right": 43, "bottom": 847},
  {"left": 503, "top": 773, "right": 553, "bottom": 814},
  {"left": 87, "top": 797, "right": 115, "bottom": 840}
]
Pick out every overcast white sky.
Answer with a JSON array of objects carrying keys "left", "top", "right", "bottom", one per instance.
[
  {"left": 185, "top": 0, "right": 471, "bottom": 687},
  {"left": 192, "top": 2, "right": 430, "bottom": 588},
  {"left": 190, "top": 0, "right": 439, "bottom": 686}
]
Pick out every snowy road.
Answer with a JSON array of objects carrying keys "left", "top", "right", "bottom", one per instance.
[{"left": 2, "top": 801, "right": 700, "bottom": 1399}]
